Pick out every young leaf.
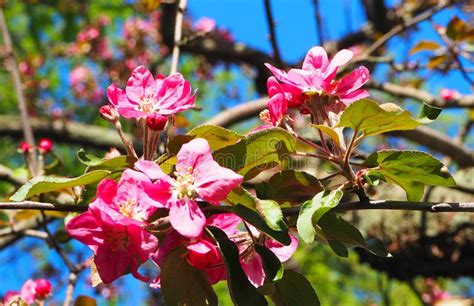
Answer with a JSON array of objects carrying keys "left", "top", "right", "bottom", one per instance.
[
  {"left": 297, "top": 190, "right": 343, "bottom": 244},
  {"left": 161, "top": 248, "right": 218, "bottom": 306},
  {"left": 271, "top": 269, "right": 320, "bottom": 306},
  {"left": 10, "top": 170, "right": 110, "bottom": 201},
  {"left": 418, "top": 103, "right": 442, "bottom": 124},
  {"left": 77, "top": 149, "right": 134, "bottom": 171},
  {"left": 254, "top": 245, "right": 284, "bottom": 282},
  {"left": 255, "top": 170, "right": 323, "bottom": 204},
  {"left": 317, "top": 212, "right": 389, "bottom": 257},
  {"left": 337, "top": 99, "right": 421, "bottom": 137},
  {"left": 206, "top": 226, "right": 268, "bottom": 306},
  {"left": 214, "top": 128, "right": 296, "bottom": 180},
  {"left": 364, "top": 150, "right": 456, "bottom": 201},
  {"left": 311, "top": 124, "right": 343, "bottom": 148},
  {"left": 409, "top": 40, "right": 440, "bottom": 55},
  {"left": 232, "top": 204, "right": 291, "bottom": 245}
]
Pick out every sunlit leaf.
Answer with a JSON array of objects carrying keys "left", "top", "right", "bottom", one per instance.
[{"left": 409, "top": 40, "right": 440, "bottom": 55}]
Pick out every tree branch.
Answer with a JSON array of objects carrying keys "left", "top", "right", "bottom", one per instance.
[
  {"left": 264, "top": 0, "right": 283, "bottom": 67},
  {"left": 170, "top": 0, "right": 187, "bottom": 74}
]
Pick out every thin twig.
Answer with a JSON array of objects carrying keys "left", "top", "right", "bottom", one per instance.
[
  {"left": 0, "top": 8, "right": 38, "bottom": 174},
  {"left": 312, "top": 0, "right": 325, "bottom": 45},
  {"left": 264, "top": 0, "right": 283, "bottom": 67},
  {"left": 0, "top": 201, "right": 87, "bottom": 212},
  {"left": 169, "top": 0, "right": 187, "bottom": 74}
]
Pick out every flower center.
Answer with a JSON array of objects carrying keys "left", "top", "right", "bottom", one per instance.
[
  {"left": 118, "top": 199, "right": 140, "bottom": 220},
  {"left": 259, "top": 109, "right": 272, "bottom": 125},
  {"left": 172, "top": 167, "right": 198, "bottom": 199},
  {"left": 137, "top": 97, "right": 154, "bottom": 113},
  {"left": 108, "top": 230, "right": 130, "bottom": 252}
]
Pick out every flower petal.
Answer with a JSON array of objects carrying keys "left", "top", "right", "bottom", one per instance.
[
  {"left": 66, "top": 210, "right": 104, "bottom": 252},
  {"left": 125, "top": 66, "right": 157, "bottom": 103},
  {"left": 241, "top": 253, "right": 265, "bottom": 288},
  {"left": 107, "top": 84, "right": 144, "bottom": 118},
  {"left": 336, "top": 66, "right": 370, "bottom": 95},
  {"left": 302, "top": 46, "right": 329, "bottom": 71},
  {"left": 206, "top": 213, "right": 241, "bottom": 235},
  {"left": 155, "top": 73, "right": 195, "bottom": 115},
  {"left": 94, "top": 246, "right": 131, "bottom": 284},
  {"left": 96, "top": 178, "right": 117, "bottom": 204},
  {"left": 135, "top": 160, "right": 171, "bottom": 182},
  {"left": 176, "top": 138, "right": 214, "bottom": 173},
  {"left": 268, "top": 93, "right": 288, "bottom": 126},
  {"left": 195, "top": 159, "right": 243, "bottom": 203},
  {"left": 265, "top": 233, "right": 298, "bottom": 262},
  {"left": 324, "top": 49, "right": 353, "bottom": 80},
  {"left": 339, "top": 89, "right": 370, "bottom": 104},
  {"left": 168, "top": 199, "right": 206, "bottom": 238}
]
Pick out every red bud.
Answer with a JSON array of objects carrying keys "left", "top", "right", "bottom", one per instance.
[
  {"left": 38, "top": 138, "right": 54, "bottom": 154},
  {"left": 34, "top": 279, "right": 52, "bottom": 299},
  {"left": 146, "top": 113, "right": 168, "bottom": 131},
  {"left": 99, "top": 105, "right": 119, "bottom": 122},
  {"left": 18, "top": 141, "right": 34, "bottom": 153}
]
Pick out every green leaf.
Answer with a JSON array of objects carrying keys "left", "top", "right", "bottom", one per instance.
[
  {"left": 206, "top": 226, "right": 267, "bottom": 306},
  {"left": 446, "top": 16, "right": 474, "bottom": 41},
  {"left": 337, "top": 99, "right": 421, "bottom": 137},
  {"left": 10, "top": 170, "right": 110, "bottom": 201},
  {"left": 271, "top": 270, "right": 320, "bottom": 306},
  {"left": 297, "top": 190, "right": 343, "bottom": 244},
  {"left": 311, "top": 124, "right": 343, "bottom": 148},
  {"left": 409, "top": 40, "right": 440, "bottom": 55},
  {"left": 156, "top": 153, "right": 176, "bottom": 175},
  {"left": 255, "top": 170, "right": 323, "bottom": 204},
  {"left": 214, "top": 128, "right": 296, "bottom": 180},
  {"left": 168, "top": 125, "right": 244, "bottom": 154},
  {"left": 232, "top": 204, "right": 291, "bottom": 245},
  {"left": 255, "top": 245, "right": 284, "bottom": 282},
  {"left": 161, "top": 248, "right": 218, "bottom": 306},
  {"left": 77, "top": 149, "right": 134, "bottom": 171},
  {"left": 364, "top": 150, "right": 456, "bottom": 201},
  {"left": 317, "top": 212, "right": 389, "bottom": 257},
  {"left": 226, "top": 187, "right": 287, "bottom": 232},
  {"left": 418, "top": 103, "right": 442, "bottom": 124},
  {"left": 327, "top": 240, "right": 349, "bottom": 257}
]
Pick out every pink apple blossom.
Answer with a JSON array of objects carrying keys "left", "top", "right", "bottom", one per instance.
[
  {"left": 136, "top": 138, "right": 243, "bottom": 238},
  {"left": 440, "top": 88, "right": 459, "bottom": 101},
  {"left": 107, "top": 66, "right": 195, "bottom": 119},
  {"left": 265, "top": 46, "right": 370, "bottom": 108},
  {"left": 3, "top": 291, "right": 21, "bottom": 305},
  {"left": 66, "top": 170, "right": 161, "bottom": 283},
  {"left": 194, "top": 17, "right": 216, "bottom": 33}
]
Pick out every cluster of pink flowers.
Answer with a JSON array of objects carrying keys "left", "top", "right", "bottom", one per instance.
[
  {"left": 66, "top": 138, "right": 298, "bottom": 286},
  {"left": 66, "top": 65, "right": 298, "bottom": 288},
  {"left": 260, "top": 46, "right": 370, "bottom": 127},
  {"left": 70, "top": 66, "right": 104, "bottom": 104},
  {"left": 193, "top": 17, "right": 216, "bottom": 33},
  {"left": 440, "top": 88, "right": 460, "bottom": 101},
  {"left": 3, "top": 279, "right": 52, "bottom": 305},
  {"left": 422, "top": 278, "right": 451, "bottom": 305},
  {"left": 70, "top": 18, "right": 112, "bottom": 60}
]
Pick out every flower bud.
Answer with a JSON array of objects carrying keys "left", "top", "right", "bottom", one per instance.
[
  {"left": 99, "top": 105, "right": 119, "bottom": 122},
  {"left": 146, "top": 113, "right": 168, "bottom": 131},
  {"left": 38, "top": 138, "right": 53, "bottom": 154},
  {"left": 18, "top": 141, "right": 34, "bottom": 153},
  {"left": 34, "top": 279, "right": 52, "bottom": 299}
]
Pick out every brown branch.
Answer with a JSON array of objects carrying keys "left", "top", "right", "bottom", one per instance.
[
  {"left": 0, "top": 201, "right": 87, "bottom": 212},
  {"left": 367, "top": 80, "right": 474, "bottom": 108},
  {"left": 312, "top": 0, "right": 325, "bottom": 45},
  {"left": 0, "top": 8, "right": 38, "bottom": 173},
  {"left": 170, "top": 0, "right": 187, "bottom": 74},
  {"left": 0, "top": 115, "right": 142, "bottom": 153},
  {"left": 203, "top": 97, "right": 267, "bottom": 126},
  {"left": 264, "top": 0, "right": 283, "bottom": 67}
]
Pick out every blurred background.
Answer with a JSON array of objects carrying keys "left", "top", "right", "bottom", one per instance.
[{"left": 0, "top": 0, "right": 473, "bottom": 305}]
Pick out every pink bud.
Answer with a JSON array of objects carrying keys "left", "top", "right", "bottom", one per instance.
[
  {"left": 18, "top": 141, "right": 34, "bottom": 153},
  {"left": 99, "top": 105, "right": 119, "bottom": 122},
  {"left": 146, "top": 113, "right": 168, "bottom": 131},
  {"left": 38, "top": 138, "right": 54, "bottom": 154},
  {"left": 440, "top": 88, "right": 459, "bottom": 101},
  {"left": 34, "top": 279, "right": 52, "bottom": 299}
]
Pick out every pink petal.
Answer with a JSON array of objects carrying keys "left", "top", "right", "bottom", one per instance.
[
  {"left": 268, "top": 93, "right": 288, "bottom": 126},
  {"left": 302, "top": 46, "right": 329, "bottom": 71},
  {"left": 125, "top": 66, "right": 157, "bottom": 103},
  {"left": 206, "top": 213, "right": 241, "bottom": 235},
  {"left": 94, "top": 246, "right": 131, "bottom": 284},
  {"left": 107, "top": 84, "right": 145, "bottom": 119},
  {"left": 96, "top": 179, "right": 117, "bottom": 204},
  {"left": 135, "top": 160, "right": 171, "bottom": 182},
  {"left": 265, "top": 63, "right": 291, "bottom": 84},
  {"left": 20, "top": 280, "right": 36, "bottom": 304},
  {"left": 339, "top": 89, "right": 370, "bottom": 104},
  {"left": 155, "top": 73, "right": 195, "bottom": 115},
  {"left": 176, "top": 138, "right": 214, "bottom": 173},
  {"left": 195, "top": 159, "right": 243, "bottom": 203},
  {"left": 336, "top": 66, "right": 370, "bottom": 95},
  {"left": 265, "top": 233, "right": 298, "bottom": 262},
  {"left": 66, "top": 211, "right": 104, "bottom": 252},
  {"left": 241, "top": 252, "right": 265, "bottom": 288},
  {"left": 168, "top": 199, "right": 206, "bottom": 238},
  {"left": 324, "top": 49, "right": 353, "bottom": 80},
  {"left": 151, "top": 230, "right": 181, "bottom": 267}
]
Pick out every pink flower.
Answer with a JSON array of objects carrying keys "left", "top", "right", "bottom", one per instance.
[
  {"left": 3, "top": 291, "right": 21, "bottom": 305},
  {"left": 66, "top": 171, "right": 161, "bottom": 283},
  {"left": 194, "top": 17, "right": 216, "bottom": 33},
  {"left": 440, "top": 88, "right": 459, "bottom": 101},
  {"left": 19, "top": 278, "right": 52, "bottom": 304},
  {"left": 33, "top": 279, "right": 52, "bottom": 299},
  {"left": 239, "top": 227, "right": 298, "bottom": 288},
  {"left": 265, "top": 46, "right": 370, "bottom": 106},
  {"left": 136, "top": 138, "right": 243, "bottom": 238},
  {"left": 107, "top": 66, "right": 195, "bottom": 119}
]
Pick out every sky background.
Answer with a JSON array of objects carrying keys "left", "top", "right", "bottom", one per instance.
[{"left": 1, "top": 0, "right": 472, "bottom": 304}]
